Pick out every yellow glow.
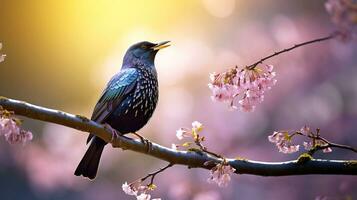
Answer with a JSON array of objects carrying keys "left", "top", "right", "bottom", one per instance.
[{"left": 201, "top": 0, "right": 236, "bottom": 18}]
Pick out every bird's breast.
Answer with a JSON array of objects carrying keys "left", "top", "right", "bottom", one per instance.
[{"left": 108, "top": 67, "right": 158, "bottom": 133}]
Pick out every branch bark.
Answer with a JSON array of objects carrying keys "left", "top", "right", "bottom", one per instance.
[{"left": 0, "top": 96, "right": 356, "bottom": 176}]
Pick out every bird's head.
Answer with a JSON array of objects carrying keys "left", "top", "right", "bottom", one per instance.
[{"left": 123, "top": 41, "right": 170, "bottom": 68}]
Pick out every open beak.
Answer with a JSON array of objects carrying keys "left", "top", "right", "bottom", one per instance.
[{"left": 151, "top": 41, "right": 171, "bottom": 51}]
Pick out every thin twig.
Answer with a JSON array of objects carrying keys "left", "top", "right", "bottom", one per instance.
[
  {"left": 314, "top": 135, "right": 357, "bottom": 153},
  {"left": 247, "top": 32, "right": 338, "bottom": 70},
  {"left": 195, "top": 140, "right": 223, "bottom": 159},
  {"left": 327, "top": 142, "right": 357, "bottom": 153},
  {"left": 294, "top": 131, "right": 357, "bottom": 154},
  {"left": 140, "top": 163, "right": 173, "bottom": 185}
]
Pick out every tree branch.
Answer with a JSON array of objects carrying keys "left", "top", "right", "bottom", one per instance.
[{"left": 0, "top": 96, "right": 356, "bottom": 176}]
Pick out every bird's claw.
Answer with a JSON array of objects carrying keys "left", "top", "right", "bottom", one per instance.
[
  {"left": 132, "top": 132, "right": 152, "bottom": 153},
  {"left": 104, "top": 124, "right": 121, "bottom": 144}
]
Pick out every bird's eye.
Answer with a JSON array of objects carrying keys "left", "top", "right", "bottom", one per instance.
[{"left": 141, "top": 45, "right": 148, "bottom": 49}]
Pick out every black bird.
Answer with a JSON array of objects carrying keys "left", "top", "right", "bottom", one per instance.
[{"left": 75, "top": 41, "right": 170, "bottom": 179}]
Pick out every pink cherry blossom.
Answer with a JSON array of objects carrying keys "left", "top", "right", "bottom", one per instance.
[
  {"left": 171, "top": 144, "right": 178, "bottom": 150},
  {"left": 268, "top": 131, "right": 300, "bottom": 154},
  {"left": 192, "top": 121, "right": 203, "bottom": 132},
  {"left": 0, "top": 118, "right": 20, "bottom": 136},
  {"left": 207, "top": 163, "right": 236, "bottom": 187},
  {"left": 238, "top": 97, "right": 256, "bottom": 112},
  {"left": 0, "top": 117, "right": 33, "bottom": 145},
  {"left": 175, "top": 121, "right": 205, "bottom": 142},
  {"left": 270, "top": 126, "right": 335, "bottom": 154},
  {"left": 315, "top": 140, "right": 333, "bottom": 153},
  {"left": 303, "top": 141, "right": 313, "bottom": 150},
  {"left": 175, "top": 128, "right": 190, "bottom": 140},
  {"left": 268, "top": 131, "right": 285, "bottom": 143},
  {"left": 323, "top": 147, "right": 333, "bottom": 153},
  {"left": 209, "top": 65, "right": 277, "bottom": 112},
  {"left": 208, "top": 84, "right": 238, "bottom": 103},
  {"left": 300, "top": 125, "right": 311, "bottom": 135},
  {"left": 303, "top": 140, "right": 332, "bottom": 153},
  {"left": 122, "top": 182, "right": 138, "bottom": 196},
  {"left": 122, "top": 181, "right": 161, "bottom": 200},
  {"left": 176, "top": 128, "right": 186, "bottom": 140},
  {"left": 279, "top": 145, "right": 300, "bottom": 154},
  {"left": 5, "top": 129, "right": 33, "bottom": 145},
  {"left": 136, "top": 193, "right": 151, "bottom": 200}
]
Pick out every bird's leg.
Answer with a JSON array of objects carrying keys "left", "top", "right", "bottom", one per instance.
[
  {"left": 103, "top": 123, "right": 122, "bottom": 143},
  {"left": 131, "top": 132, "right": 146, "bottom": 144},
  {"left": 130, "top": 132, "right": 152, "bottom": 153}
]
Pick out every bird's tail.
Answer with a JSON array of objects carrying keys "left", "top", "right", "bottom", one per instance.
[{"left": 74, "top": 137, "right": 106, "bottom": 179}]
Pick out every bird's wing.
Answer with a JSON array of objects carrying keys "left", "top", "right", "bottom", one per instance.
[{"left": 87, "top": 68, "right": 138, "bottom": 143}]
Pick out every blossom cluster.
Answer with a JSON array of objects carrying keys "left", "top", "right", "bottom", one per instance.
[
  {"left": 325, "top": 0, "right": 357, "bottom": 41},
  {"left": 0, "top": 43, "right": 6, "bottom": 63},
  {"left": 268, "top": 131, "right": 300, "bottom": 154},
  {"left": 122, "top": 182, "right": 161, "bottom": 200},
  {"left": 120, "top": 121, "right": 206, "bottom": 200},
  {"left": 174, "top": 121, "right": 235, "bottom": 187},
  {"left": 207, "top": 162, "right": 236, "bottom": 187},
  {"left": 173, "top": 121, "right": 204, "bottom": 150},
  {"left": 208, "top": 64, "right": 277, "bottom": 112},
  {"left": 300, "top": 126, "right": 332, "bottom": 153},
  {"left": 268, "top": 126, "right": 333, "bottom": 154},
  {"left": 0, "top": 107, "right": 33, "bottom": 145}
]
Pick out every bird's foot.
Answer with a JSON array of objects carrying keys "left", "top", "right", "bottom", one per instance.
[
  {"left": 104, "top": 124, "right": 121, "bottom": 144},
  {"left": 131, "top": 132, "right": 152, "bottom": 153}
]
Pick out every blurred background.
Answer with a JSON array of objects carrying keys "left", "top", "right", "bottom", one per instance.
[{"left": 0, "top": 0, "right": 356, "bottom": 199}]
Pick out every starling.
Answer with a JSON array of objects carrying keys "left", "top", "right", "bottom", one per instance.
[{"left": 74, "top": 41, "right": 170, "bottom": 179}]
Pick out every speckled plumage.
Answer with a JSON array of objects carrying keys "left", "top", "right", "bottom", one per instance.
[
  {"left": 75, "top": 41, "right": 168, "bottom": 179},
  {"left": 105, "top": 64, "right": 158, "bottom": 133}
]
